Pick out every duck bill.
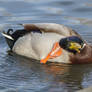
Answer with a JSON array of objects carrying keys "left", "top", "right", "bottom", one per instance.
[
  {"left": 40, "top": 42, "right": 63, "bottom": 64},
  {"left": 69, "top": 42, "right": 81, "bottom": 53},
  {"left": 75, "top": 48, "right": 81, "bottom": 53}
]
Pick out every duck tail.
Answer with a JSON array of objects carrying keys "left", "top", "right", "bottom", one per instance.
[{"left": 1, "top": 29, "right": 14, "bottom": 49}]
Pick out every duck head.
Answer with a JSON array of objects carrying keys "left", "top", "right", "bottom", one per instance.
[{"left": 59, "top": 36, "right": 85, "bottom": 54}]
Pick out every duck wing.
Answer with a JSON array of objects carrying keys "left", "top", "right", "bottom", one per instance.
[{"left": 22, "top": 23, "right": 80, "bottom": 37}]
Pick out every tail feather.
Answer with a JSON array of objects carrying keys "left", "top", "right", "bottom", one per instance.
[
  {"left": 1, "top": 31, "right": 14, "bottom": 49},
  {"left": 1, "top": 28, "right": 29, "bottom": 49},
  {"left": 1, "top": 32, "right": 14, "bottom": 40}
]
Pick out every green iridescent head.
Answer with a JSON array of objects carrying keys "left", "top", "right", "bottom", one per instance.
[{"left": 59, "top": 36, "right": 85, "bottom": 54}]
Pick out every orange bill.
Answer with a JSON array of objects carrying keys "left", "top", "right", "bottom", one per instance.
[{"left": 40, "top": 42, "right": 63, "bottom": 64}]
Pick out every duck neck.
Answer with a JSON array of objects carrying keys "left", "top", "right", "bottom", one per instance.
[{"left": 70, "top": 44, "right": 92, "bottom": 64}]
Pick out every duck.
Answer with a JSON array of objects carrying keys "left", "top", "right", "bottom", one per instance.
[{"left": 1, "top": 23, "right": 92, "bottom": 64}]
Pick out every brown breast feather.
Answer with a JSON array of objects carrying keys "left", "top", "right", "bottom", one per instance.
[{"left": 70, "top": 45, "right": 92, "bottom": 64}]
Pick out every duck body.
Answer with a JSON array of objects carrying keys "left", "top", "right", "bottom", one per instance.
[
  {"left": 13, "top": 31, "right": 71, "bottom": 63},
  {"left": 2, "top": 23, "right": 92, "bottom": 64}
]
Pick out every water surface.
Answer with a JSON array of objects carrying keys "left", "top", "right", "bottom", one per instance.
[{"left": 0, "top": 0, "right": 92, "bottom": 92}]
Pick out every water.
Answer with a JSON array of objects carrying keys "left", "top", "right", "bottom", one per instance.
[{"left": 0, "top": 0, "right": 92, "bottom": 92}]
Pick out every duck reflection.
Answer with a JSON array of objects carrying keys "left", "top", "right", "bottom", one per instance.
[
  {"left": 43, "top": 62, "right": 92, "bottom": 91},
  {"left": 4, "top": 53, "right": 92, "bottom": 92}
]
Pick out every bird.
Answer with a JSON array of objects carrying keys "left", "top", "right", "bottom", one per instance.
[{"left": 1, "top": 23, "right": 92, "bottom": 64}]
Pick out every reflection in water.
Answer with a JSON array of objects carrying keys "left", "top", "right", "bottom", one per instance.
[
  {"left": 0, "top": 44, "right": 92, "bottom": 92},
  {"left": 1, "top": 53, "right": 92, "bottom": 92},
  {"left": 0, "top": 54, "right": 51, "bottom": 91},
  {"left": 43, "top": 63, "right": 92, "bottom": 92}
]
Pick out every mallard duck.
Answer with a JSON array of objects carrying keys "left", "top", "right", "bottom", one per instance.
[{"left": 2, "top": 23, "right": 92, "bottom": 64}]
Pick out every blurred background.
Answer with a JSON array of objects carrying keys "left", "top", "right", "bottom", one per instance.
[{"left": 0, "top": 0, "right": 92, "bottom": 92}]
